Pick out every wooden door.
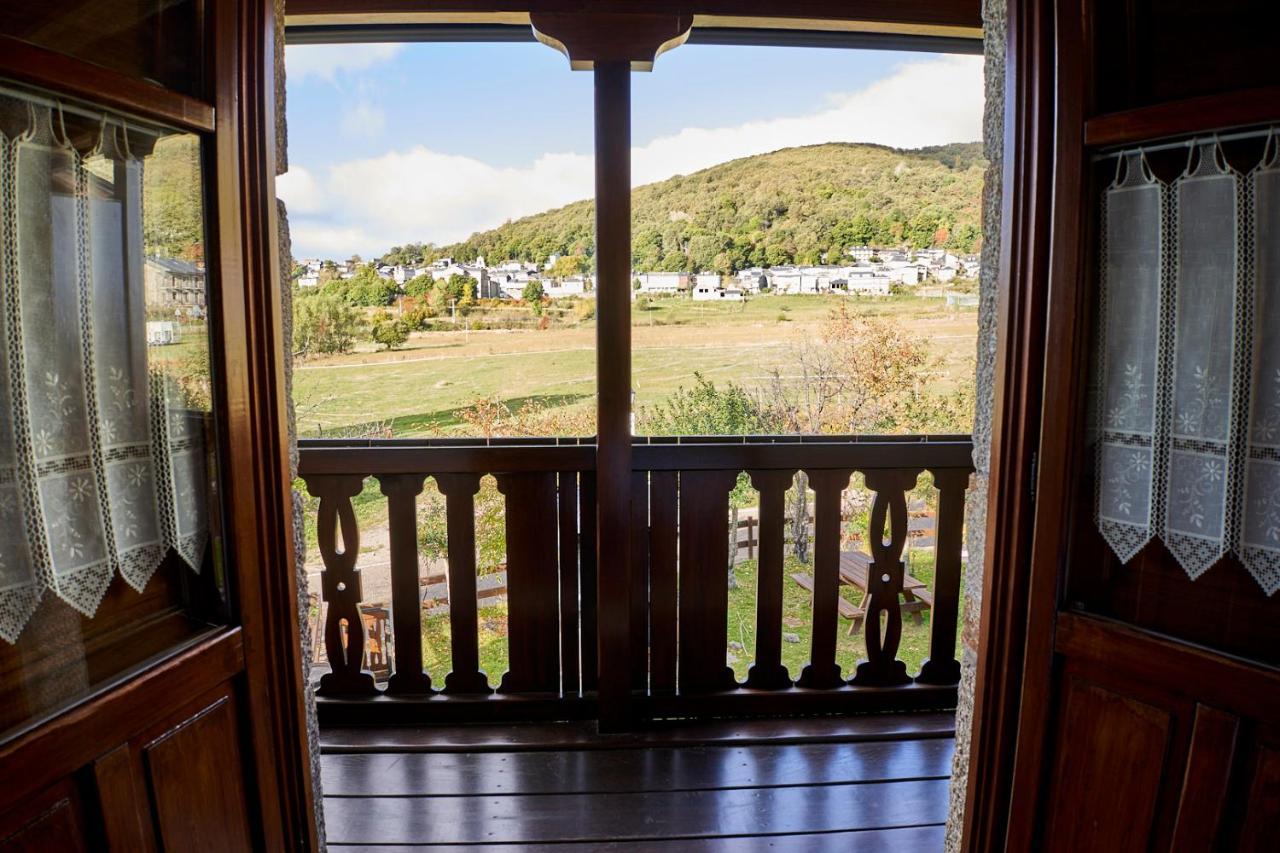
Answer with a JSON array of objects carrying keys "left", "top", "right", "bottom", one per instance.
[
  {"left": 0, "top": 1, "right": 313, "bottom": 850},
  {"left": 969, "top": 0, "right": 1280, "bottom": 849}
]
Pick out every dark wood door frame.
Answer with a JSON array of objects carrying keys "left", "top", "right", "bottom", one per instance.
[
  {"left": 212, "top": 0, "right": 320, "bottom": 847},
  {"left": 960, "top": 0, "right": 1059, "bottom": 849},
  {"left": 0, "top": 1, "right": 317, "bottom": 849}
]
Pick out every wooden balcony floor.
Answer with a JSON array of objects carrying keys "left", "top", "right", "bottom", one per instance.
[{"left": 321, "top": 713, "right": 955, "bottom": 850}]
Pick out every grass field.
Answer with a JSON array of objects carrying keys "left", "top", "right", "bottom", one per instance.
[
  {"left": 293, "top": 293, "right": 978, "bottom": 437},
  {"left": 414, "top": 550, "right": 960, "bottom": 685},
  {"left": 300, "top": 291, "right": 976, "bottom": 684}
]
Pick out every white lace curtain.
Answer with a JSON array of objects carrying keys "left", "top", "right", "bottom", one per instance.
[
  {"left": 1096, "top": 131, "right": 1280, "bottom": 595},
  {"left": 0, "top": 95, "right": 209, "bottom": 643}
]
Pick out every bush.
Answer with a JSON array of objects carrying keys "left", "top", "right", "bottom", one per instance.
[
  {"left": 369, "top": 311, "right": 411, "bottom": 350},
  {"left": 294, "top": 292, "right": 360, "bottom": 356},
  {"left": 573, "top": 299, "right": 596, "bottom": 322}
]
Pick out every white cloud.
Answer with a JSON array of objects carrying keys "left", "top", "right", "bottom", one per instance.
[
  {"left": 340, "top": 100, "right": 388, "bottom": 139},
  {"left": 281, "top": 55, "right": 983, "bottom": 259},
  {"left": 631, "top": 55, "right": 983, "bottom": 184},
  {"left": 286, "top": 43, "right": 403, "bottom": 84},
  {"left": 276, "top": 166, "right": 323, "bottom": 213}
]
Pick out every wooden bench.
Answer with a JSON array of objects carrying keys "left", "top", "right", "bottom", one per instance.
[
  {"left": 838, "top": 551, "right": 933, "bottom": 632},
  {"left": 421, "top": 570, "right": 508, "bottom": 614},
  {"left": 790, "top": 572, "right": 863, "bottom": 622}
]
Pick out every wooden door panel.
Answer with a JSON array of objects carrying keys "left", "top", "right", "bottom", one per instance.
[
  {"left": 1233, "top": 743, "right": 1280, "bottom": 853},
  {"left": 0, "top": 779, "right": 89, "bottom": 853},
  {"left": 1040, "top": 676, "right": 1170, "bottom": 852},
  {"left": 1169, "top": 705, "right": 1239, "bottom": 852},
  {"left": 93, "top": 744, "right": 158, "bottom": 852},
  {"left": 141, "top": 693, "right": 254, "bottom": 852}
]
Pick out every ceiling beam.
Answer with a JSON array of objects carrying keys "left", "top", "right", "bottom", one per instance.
[{"left": 283, "top": 1, "right": 982, "bottom": 40}]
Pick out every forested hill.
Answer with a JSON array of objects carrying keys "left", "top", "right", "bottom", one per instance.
[{"left": 382, "top": 141, "right": 985, "bottom": 274}]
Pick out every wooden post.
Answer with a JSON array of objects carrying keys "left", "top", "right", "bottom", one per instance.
[{"left": 594, "top": 60, "right": 633, "bottom": 732}]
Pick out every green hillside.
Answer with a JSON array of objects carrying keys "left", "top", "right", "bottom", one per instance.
[{"left": 381, "top": 141, "right": 985, "bottom": 274}]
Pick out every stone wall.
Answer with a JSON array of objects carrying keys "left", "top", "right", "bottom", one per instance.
[
  {"left": 273, "top": 0, "right": 327, "bottom": 846},
  {"left": 944, "top": 0, "right": 1005, "bottom": 848}
]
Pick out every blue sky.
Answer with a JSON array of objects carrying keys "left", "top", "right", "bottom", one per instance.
[{"left": 280, "top": 42, "right": 983, "bottom": 260}]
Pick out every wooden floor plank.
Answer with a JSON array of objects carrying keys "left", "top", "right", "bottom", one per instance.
[
  {"left": 326, "top": 823, "right": 945, "bottom": 850},
  {"left": 322, "top": 739, "right": 954, "bottom": 796},
  {"left": 323, "top": 779, "right": 950, "bottom": 845},
  {"left": 319, "top": 712, "right": 955, "bottom": 753}
]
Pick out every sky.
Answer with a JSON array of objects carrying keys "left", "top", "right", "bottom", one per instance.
[{"left": 279, "top": 41, "right": 984, "bottom": 261}]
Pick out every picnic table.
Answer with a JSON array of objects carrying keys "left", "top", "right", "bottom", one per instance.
[{"left": 791, "top": 550, "right": 933, "bottom": 635}]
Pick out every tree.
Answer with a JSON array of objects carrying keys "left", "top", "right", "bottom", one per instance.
[
  {"left": 522, "top": 279, "right": 546, "bottom": 315},
  {"left": 369, "top": 311, "right": 410, "bottom": 350},
  {"left": 143, "top": 135, "right": 204, "bottom": 259},
  {"left": 404, "top": 274, "right": 434, "bottom": 298},
  {"left": 548, "top": 254, "right": 589, "bottom": 278},
  {"left": 756, "top": 305, "right": 940, "bottom": 560},
  {"left": 294, "top": 292, "right": 360, "bottom": 356},
  {"left": 638, "top": 373, "right": 773, "bottom": 436}
]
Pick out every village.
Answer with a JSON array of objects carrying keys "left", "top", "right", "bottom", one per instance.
[{"left": 293, "top": 243, "right": 981, "bottom": 304}]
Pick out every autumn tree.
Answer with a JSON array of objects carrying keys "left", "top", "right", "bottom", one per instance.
[{"left": 756, "top": 305, "right": 951, "bottom": 560}]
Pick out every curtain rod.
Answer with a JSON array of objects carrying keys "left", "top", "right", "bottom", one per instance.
[
  {"left": 1091, "top": 125, "right": 1276, "bottom": 162},
  {"left": 0, "top": 83, "right": 168, "bottom": 137}
]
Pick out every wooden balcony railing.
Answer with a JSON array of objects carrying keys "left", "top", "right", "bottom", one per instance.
[{"left": 298, "top": 434, "right": 974, "bottom": 725}]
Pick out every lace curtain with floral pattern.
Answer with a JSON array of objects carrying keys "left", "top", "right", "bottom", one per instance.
[
  {"left": 1096, "top": 132, "right": 1280, "bottom": 595},
  {"left": 0, "top": 93, "right": 209, "bottom": 643}
]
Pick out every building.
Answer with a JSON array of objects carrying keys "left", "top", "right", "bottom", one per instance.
[
  {"left": 693, "top": 272, "right": 721, "bottom": 291},
  {"left": 545, "top": 276, "right": 587, "bottom": 297},
  {"left": 144, "top": 257, "right": 206, "bottom": 308},
  {"left": 735, "top": 268, "right": 767, "bottom": 293},
  {"left": 633, "top": 271, "right": 688, "bottom": 294},
  {"left": 692, "top": 284, "right": 744, "bottom": 301}
]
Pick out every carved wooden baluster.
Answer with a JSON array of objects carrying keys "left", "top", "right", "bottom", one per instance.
[
  {"left": 851, "top": 469, "right": 919, "bottom": 687},
  {"left": 558, "top": 471, "right": 581, "bottom": 696},
  {"left": 745, "top": 469, "right": 795, "bottom": 690},
  {"left": 798, "top": 468, "right": 853, "bottom": 689},
  {"left": 648, "top": 470, "right": 679, "bottom": 693},
  {"left": 496, "top": 472, "right": 561, "bottom": 694},
  {"left": 307, "top": 474, "right": 377, "bottom": 697},
  {"left": 677, "top": 469, "right": 739, "bottom": 693},
  {"left": 579, "top": 471, "right": 599, "bottom": 692},
  {"left": 380, "top": 473, "right": 432, "bottom": 695},
  {"left": 918, "top": 468, "right": 969, "bottom": 685},
  {"left": 434, "top": 472, "right": 490, "bottom": 694}
]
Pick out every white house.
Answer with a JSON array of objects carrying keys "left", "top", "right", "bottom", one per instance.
[
  {"left": 883, "top": 261, "right": 926, "bottom": 285},
  {"left": 847, "top": 274, "right": 892, "bottom": 296},
  {"left": 692, "top": 284, "right": 744, "bottom": 302},
  {"left": 296, "top": 273, "right": 319, "bottom": 288},
  {"left": 693, "top": 272, "right": 721, "bottom": 291},
  {"left": 146, "top": 321, "right": 182, "bottom": 346},
  {"left": 767, "top": 266, "right": 801, "bottom": 293},
  {"left": 634, "top": 272, "right": 688, "bottom": 295},
  {"left": 736, "top": 268, "right": 767, "bottom": 293},
  {"left": 847, "top": 245, "right": 875, "bottom": 263},
  {"left": 546, "top": 277, "right": 587, "bottom": 297}
]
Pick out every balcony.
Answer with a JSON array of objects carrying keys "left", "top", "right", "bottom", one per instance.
[{"left": 301, "top": 433, "right": 972, "bottom": 845}]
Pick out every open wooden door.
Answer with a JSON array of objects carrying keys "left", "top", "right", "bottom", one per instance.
[
  {"left": 0, "top": 1, "right": 314, "bottom": 850},
  {"left": 968, "top": 0, "right": 1280, "bottom": 849}
]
